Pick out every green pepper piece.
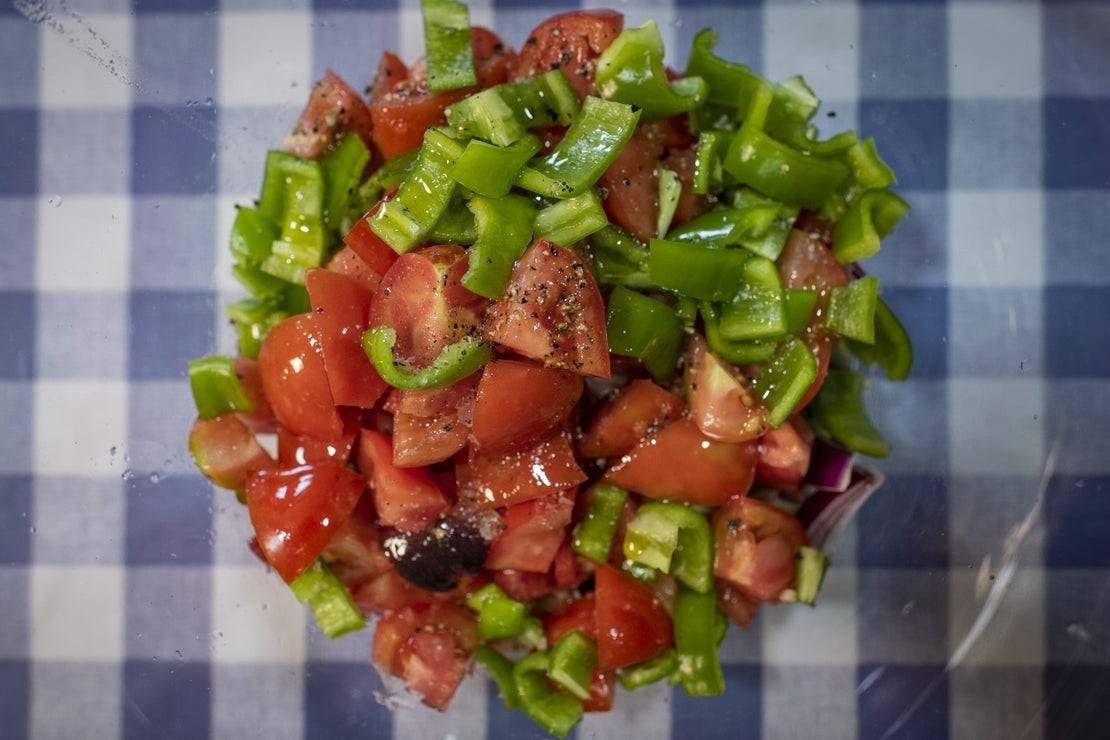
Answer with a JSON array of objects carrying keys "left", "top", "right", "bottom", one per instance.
[
  {"left": 445, "top": 86, "right": 525, "bottom": 146},
  {"left": 449, "top": 135, "right": 541, "bottom": 198},
  {"left": 233, "top": 264, "right": 289, "bottom": 299},
  {"left": 699, "top": 302, "right": 777, "bottom": 364},
  {"left": 832, "top": 188, "right": 909, "bottom": 264},
  {"left": 188, "top": 356, "right": 254, "bottom": 420},
  {"left": 362, "top": 326, "right": 492, "bottom": 390},
  {"left": 623, "top": 502, "right": 715, "bottom": 593},
  {"left": 290, "top": 560, "right": 365, "bottom": 638},
  {"left": 475, "top": 646, "right": 520, "bottom": 710},
  {"left": 723, "top": 123, "right": 850, "bottom": 210},
  {"left": 618, "top": 649, "right": 679, "bottom": 690},
  {"left": 717, "top": 256, "right": 788, "bottom": 342},
  {"left": 845, "top": 298, "right": 913, "bottom": 381},
  {"left": 533, "top": 190, "right": 609, "bottom": 247},
  {"left": 518, "top": 615, "right": 548, "bottom": 651},
  {"left": 596, "top": 21, "right": 707, "bottom": 121},
  {"left": 824, "top": 275, "right": 879, "bottom": 343},
  {"left": 572, "top": 484, "right": 628, "bottom": 563},
  {"left": 606, "top": 286, "right": 685, "bottom": 383},
  {"left": 321, "top": 132, "right": 371, "bottom": 231},
  {"left": 648, "top": 238, "right": 749, "bottom": 302},
  {"left": 589, "top": 225, "right": 653, "bottom": 289},
  {"left": 229, "top": 299, "right": 286, "bottom": 360},
  {"left": 666, "top": 203, "right": 794, "bottom": 262},
  {"left": 229, "top": 206, "right": 279, "bottom": 266},
  {"left": 500, "top": 70, "right": 581, "bottom": 128},
  {"left": 347, "top": 149, "right": 419, "bottom": 221},
  {"left": 656, "top": 167, "right": 682, "bottom": 238},
  {"left": 514, "top": 651, "right": 584, "bottom": 737},
  {"left": 810, "top": 369, "right": 889, "bottom": 457},
  {"left": 461, "top": 194, "right": 537, "bottom": 299},
  {"left": 752, "top": 337, "right": 818, "bottom": 428},
  {"left": 693, "top": 131, "right": 729, "bottom": 194},
  {"left": 467, "top": 583, "right": 528, "bottom": 640},
  {"left": 420, "top": 0, "right": 475, "bottom": 91},
  {"left": 427, "top": 198, "right": 477, "bottom": 246},
  {"left": 547, "top": 630, "right": 598, "bottom": 701},
  {"left": 783, "top": 288, "right": 818, "bottom": 336},
  {"left": 672, "top": 586, "right": 726, "bottom": 696},
  {"left": 794, "top": 546, "right": 830, "bottom": 606}
]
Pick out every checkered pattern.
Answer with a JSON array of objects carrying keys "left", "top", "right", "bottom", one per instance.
[{"left": 2, "top": 0, "right": 1108, "bottom": 737}]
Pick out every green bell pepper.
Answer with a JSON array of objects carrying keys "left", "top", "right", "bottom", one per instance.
[
  {"left": 623, "top": 502, "right": 715, "bottom": 593},
  {"left": 362, "top": 326, "right": 492, "bottom": 390},
  {"left": 605, "top": 286, "right": 685, "bottom": 383},
  {"left": 188, "top": 356, "right": 254, "bottom": 420}
]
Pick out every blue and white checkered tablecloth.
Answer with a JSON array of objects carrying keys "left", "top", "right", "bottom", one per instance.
[{"left": 2, "top": 0, "right": 1109, "bottom": 737}]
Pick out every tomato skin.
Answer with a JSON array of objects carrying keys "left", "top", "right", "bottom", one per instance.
[
  {"left": 685, "top": 334, "right": 767, "bottom": 444},
  {"left": 306, "top": 268, "right": 387, "bottom": 409},
  {"left": 579, "top": 379, "right": 684, "bottom": 459},
  {"left": 472, "top": 360, "right": 583, "bottom": 454},
  {"left": 277, "top": 424, "right": 356, "bottom": 467},
  {"left": 755, "top": 417, "right": 814, "bottom": 492},
  {"left": 594, "top": 565, "right": 673, "bottom": 671},
  {"left": 371, "top": 51, "right": 409, "bottom": 100},
  {"left": 483, "top": 240, "right": 610, "bottom": 378},
  {"left": 778, "top": 228, "right": 848, "bottom": 291},
  {"left": 233, "top": 357, "right": 277, "bottom": 433},
  {"left": 391, "top": 376, "right": 478, "bottom": 468},
  {"left": 320, "top": 497, "right": 391, "bottom": 587},
  {"left": 357, "top": 430, "right": 450, "bottom": 532},
  {"left": 552, "top": 536, "right": 587, "bottom": 589},
  {"left": 665, "top": 146, "right": 711, "bottom": 227},
  {"left": 583, "top": 671, "right": 615, "bottom": 713},
  {"left": 493, "top": 569, "right": 558, "bottom": 602},
  {"left": 342, "top": 195, "right": 400, "bottom": 277},
  {"left": 285, "top": 70, "right": 375, "bottom": 159},
  {"left": 544, "top": 593, "right": 597, "bottom": 645},
  {"left": 326, "top": 246, "right": 381, "bottom": 294},
  {"left": 603, "top": 418, "right": 758, "bottom": 507},
  {"left": 456, "top": 433, "right": 587, "bottom": 509},
  {"left": 485, "top": 491, "right": 575, "bottom": 572},
  {"left": 717, "top": 582, "right": 760, "bottom": 629},
  {"left": 258, "top": 313, "right": 346, "bottom": 442},
  {"left": 189, "top": 414, "right": 275, "bottom": 491},
  {"left": 711, "top": 497, "right": 807, "bottom": 602},
  {"left": 796, "top": 331, "right": 832, "bottom": 412},
  {"left": 513, "top": 10, "right": 624, "bottom": 99},
  {"left": 245, "top": 463, "right": 366, "bottom": 583},
  {"left": 599, "top": 135, "right": 662, "bottom": 243}
]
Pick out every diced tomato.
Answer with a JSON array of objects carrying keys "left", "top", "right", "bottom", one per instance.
[
  {"left": 664, "top": 146, "right": 711, "bottom": 227},
  {"left": 493, "top": 569, "right": 558, "bottom": 602},
  {"left": 717, "top": 582, "right": 760, "bottom": 629},
  {"left": 594, "top": 565, "right": 673, "bottom": 670},
  {"left": 640, "top": 116, "right": 697, "bottom": 150},
  {"left": 391, "top": 376, "right": 478, "bottom": 468},
  {"left": 711, "top": 497, "right": 807, "bottom": 602},
  {"left": 470, "top": 26, "right": 518, "bottom": 86},
  {"left": 544, "top": 593, "right": 597, "bottom": 645},
  {"left": 370, "top": 51, "right": 408, "bottom": 100},
  {"left": 321, "top": 497, "right": 392, "bottom": 587},
  {"left": 258, "top": 313, "right": 346, "bottom": 442},
  {"left": 794, "top": 210, "right": 834, "bottom": 244},
  {"left": 684, "top": 334, "right": 767, "bottom": 443},
  {"left": 189, "top": 414, "right": 275, "bottom": 491},
  {"left": 485, "top": 490, "right": 575, "bottom": 572},
  {"left": 456, "top": 433, "right": 587, "bottom": 509},
  {"left": 277, "top": 423, "right": 356, "bottom": 467},
  {"left": 357, "top": 430, "right": 450, "bottom": 532},
  {"left": 796, "top": 331, "right": 832, "bottom": 411},
  {"left": 552, "top": 536, "right": 586, "bottom": 589},
  {"left": 471, "top": 360, "right": 583, "bottom": 454},
  {"left": 777, "top": 228, "right": 848, "bottom": 291},
  {"left": 598, "top": 135, "right": 662, "bottom": 243},
  {"left": 398, "top": 631, "right": 468, "bottom": 710},
  {"left": 369, "top": 245, "right": 485, "bottom": 367},
  {"left": 327, "top": 247, "right": 381, "bottom": 294},
  {"left": 306, "top": 268, "right": 387, "bottom": 409},
  {"left": 245, "top": 463, "right": 365, "bottom": 582},
  {"left": 579, "top": 379, "right": 684, "bottom": 459},
  {"left": 583, "top": 671, "right": 615, "bottom": 713},
  {"left": 285, "top": 70, "right": 375, "bottom": 160},
  {"left": 603, "top": 418, "right": 758, "bottom": 507},
  {"left": 342, "top": 195, "right": 400, "bottom": 277},
  {"left": 513, "top": 10, "right": 623, "bottom": 99},
  {"left": 483, "top": 240, "right": 610, "bottom": 377},
  {"left": 755, "top": 417, "right": 814, "bottom": 493},
  {"left": 233, "top": 357, "right": 277, "bottom": 433}
]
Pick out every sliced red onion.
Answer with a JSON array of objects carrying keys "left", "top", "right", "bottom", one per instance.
[
  {"left": 805, "top": 439, "right": 855, "bottom": 493},
  {"left": 800, "top": 466, "right": 885, "bottom": 550},
  {"left": 847, "top": 262, "right": 867, "bottom": 280}
]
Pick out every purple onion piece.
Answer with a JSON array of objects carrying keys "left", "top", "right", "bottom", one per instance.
[
  {"left": 801, "top": 466, "right": 885, "bottom": 551},
  {"left": 847, "top": 262, "right": 867, "bottom": 280},
  {"left": 804, "top": 439, "right": 855, "bottom": 492}
]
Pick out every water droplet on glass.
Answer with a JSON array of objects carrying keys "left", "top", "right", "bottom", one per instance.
[
  {"left": 148, "top": 472, "right": 163, "bottom": 484},
  {"left": 204, "top": 97, "right": 214, "bottom": 107},
  {"left": 48, "top": 196, "right": 63, "bottom": 208},
  {"left": 901, "top": 600, "right": 915, "bottom": 616},
  {"left": 109, "top": 446, "right": 117, "bottom": 457},
  {"left": 29, "top": 526, "right": 37, "bottom": 534},
  {"left": 121, "top": 468, "right": 133, "bottom": 481}
]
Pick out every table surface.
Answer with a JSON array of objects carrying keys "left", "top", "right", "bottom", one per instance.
[{"left": 2, "top": 0, "right": 1109, "bottom": 738}]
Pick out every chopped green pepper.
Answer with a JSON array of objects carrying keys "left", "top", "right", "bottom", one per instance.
[
  {"left": 362, "top": 326, "right": 492, "bottom": 390},
  {"left": 832, "top": 188, "right": 909, "bottom": 264},
  {"left": 476, "top": 645, "right": 520, "bottom": 710},
  {"left": 810, "top": 369, "right": 889, "bottom": 457},
  {"left": 596, "top": 21, "right": 707, "bottom": 120},
  {"left": 672, "top": 586, "right": 726, "bottom": 696},
  {"left": 723, "top": 123, "right": 850, "bottom": 210},
  {"left": 321, "top": 132, "right": 371, "bottom": 230},
  {"left": 428, "top": 198, "right": 477, "bottom": 245},
  {"left": 589, "top": 225, "right": 653, "bottom": 288},
  {"left": 533, "top": 190, "right": 609, "bottom": 247},
  {"left": 783, "top": 288, "right": 818, "bottom": 336},
  {"left": 572, "top": 484, "right": 628, "bottom": 563},
  {"left": 500, "top": 70, "right": 581, "bottom": 128},
  {"left": 449, "top": 135, "right": 541, "bottom": 198},
  {"left": 699, "top": 302, "right": 778, "bottom": 364},
  {"left": 446, "top": 87, "right": 526, "bottom": 146},
  {"left": 717, "top": 256, "right": 788, "bottom": 341},
  {"left": 795, "top": 546, "right": 830, "bottom": 606},
  {"left": 289, "top": 560, "right": 365, "bottom": 638},
  {"left": 623, "top": 502, "right": 715, "bottom": 593},
  {"left": 648, "top": 238, "right": 750, "bottom": 302},
  {"left": 693, "top": 131, "right": 729, "bottom": 194},
  {"left": 824, "top": 276, "right": 879, "bottom": 344},
  {"left": 467, "top": 583, "right": 528, "bottom": 640},
  {"left": 514, "top": 651, "right": 583, "bottom": 737},
  {"left": 461, "top": 194, "right": 537, "bottom": 299},
  {"left": 618, "top": 649, "right": 679, "bottom": 690},
  {"left": 229, "top": 299, "right": 287, "bottom": 360},
  {"left": 656, "top": 167, "right": 682, "bottom": 238},
  {"left": 547, "top": 630, "right": 598, "bottom": 701},
  {"left": 233, "top": 264, "right": 289, "bottom": 298},
  {"left": 605, "top": 286, "right": 685, "bottom": 383},
  {"left": 420, "top": 0, "right": 476, "bottom": 91},
  {"left": 188, "top": 356, "right": 254, "bottom": 420},
  {"left": 845, "top": 298, "right": 913, "bottom": 381},
  {"left": 751, "top": 337, "right": 818, "bottom": 427},
  {"left": 229, "top": 206, "right": 279, "bottom": 266}
]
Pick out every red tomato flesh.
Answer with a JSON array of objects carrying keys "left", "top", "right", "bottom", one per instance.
[
  {"left": 685, "top": 334, "right": 768, "bottom": 444},
  {"left": 372, "top": 602, "right": 478, "bottom": 709},
  {"left": 471, "top": 360, "right": 583, "bottom": 454},
  {"left": 357, "top": 430, "right": 450, "bottom": 532},
  {"left": 579, "top": 379, "right": 684, "bottom": 459},
  {"left": 456, "top": 433, "right": 587, "bottom": 509},
  {"left": 485, "top": 490, "right": 575, "bottom": 572},
  {"left": 258, "top": 313, "right": 346, "bottom": 442},
  {"left": 285, "top": 70, "right": 375, "bottom": 160},
  {"left": 755, "top": 417, "right": 814, "bottom": 493},
  {"left": 189, "top": 414, "right": 274, "bottom": 491},
  {"left": 233, "top": 357, "right": 277, "bottom": 433},
  {"left": 665, "top": 146, "right": 711, "bottom": 227},
  {"left": 598, "top": 135, "right": 662, "bottom": 243},
  {"left": 513, "top": 10, "right": 623, "bottom": 100},
  {"left": 390, "top": 376, "right": 478, "bottom": 468},
  {"left": 544, "top": 593, "right": 597, "bottom": 645},
  {"left": 594, "top": 565, "right": 673, "bottom": 670},
  {"left": 342, "top": 193, "right": 400, "bottom": 277},
  {"left": 326, "top": 246, "right": 381, "bottom": 294},
  {"left": 277, "top": 423, "right": 356, "bottom": 467},
  {"left": 711, "top": 497, "right": 807, "bottom": 602}
]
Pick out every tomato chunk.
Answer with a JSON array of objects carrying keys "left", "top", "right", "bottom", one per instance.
[
  {"left": 189, "top": 414, "right": 274, "bottom": 491},
  {"left": 594, "top": 565, "right": 673, "bottom": 670},
  {"left": 285, "top": 70, "right": 375, "bottom": 159},
  {"left": 755, "top": 417, "right": 814, "bottom": 493},
  {"left": 483, "top": 240, "right": 610, "bottom": 377},
  {"left": 326, "top": 246, "right": 381, "bottom": 294},
  {"left": 245, "top": 463, "right": 365, "bottom": 582},
  {"left": 493, "top": 569, "right": 558, "bottom": 602},
  {"left": 685, "top": 334, "right": 767, "bottom": 443},
  {"left": 711, "top": 497, "right": 807, "bottom": 602},
  {"left": 233, "top": 357, "right": 277, "bottom": 433},
  {"left": 258, "top": 314, "right": 346, "bottom": 442},
  {"left": 796, "top": 331, "right": 832, "bottom": 412},
  {"left": 342, "top": 194, "right": 400, "bottom": 277},
  {"left": 471, "top": 360, "right": 583, "bottom": 454},
  {"left": 277, "top": 424, "right": 356, "bottom": 467},
  {"left": 456, "top": 433, "right": 587, "bottom": 509},
  {"left": 603, "top": 418, "right": 757, "bottom": 507},
  {"left": 598, "top": 135, "right": 662, "bottom": 243},
  {"left": 544, "top": 593, "right": 597, "bottom": 645},
  {"left": 391, "top": 376, "right": 478, "bottom": 468},
  {"left": 583, "top": 671, "right": 615, "bottom": 713},
  {"left": 485, "top": 491, "right": 575, "bottom": 572},
  {"left": 717, "top": 582, "right": 760, "bottom": 629},
  {"left": 320, "top": 497, "right": 392, "bottom": 587},
  {"left": 513, "top": 10, "right": 623, "bottom": 99},
  {"left": 579, "top": 379, "right": 684, "bottom": 459},
  {"left": 778, "top": 228, "right": 848, "bottom": 291},
  {"left": 370, "top": 51, "right": 409, "bottom": 100},
  {"left": 357, "top": 430, "right": 450, "bottom": 532}
]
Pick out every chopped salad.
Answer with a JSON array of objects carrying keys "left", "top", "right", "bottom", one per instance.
[{"left": 187, "top": 1, "right": 912, "bottom": 734}]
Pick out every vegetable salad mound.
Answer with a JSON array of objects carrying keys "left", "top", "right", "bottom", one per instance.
[{"left": 186, "top": 1, "right": 911, "bottom": 734}]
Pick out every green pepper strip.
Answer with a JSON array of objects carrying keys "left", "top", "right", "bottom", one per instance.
[
  {"left": 347, "top": 149, "right": 418, "bottom": 222},
  {"left": 547, "top": 630, "right": 598, "bottom": 701},
  {"left": 752, "top": 337, "right": 818, "bottom": 428},
  {"left": 520, "top": 96, "right": 640, "bottom": 198},
  {"left": 723, "top": 123, "right": 850, "bottom": 210},
  {"left": 188, "top": 356, "right": 254, "bottom": 420},
  {"left": 572, "top": 484, "right": 628, "bottom": 563},
  {"left": 675, "top": 296, "right": 698, "bottom": 327},
  {"left": 514, "top": 651, "right": 584, "bottom": 737},
  {"left": 784, "top": 288, "right": 818, "bottom": 336},
  {"left": 228, "top": 297, "right": 286, "bottom": 359},
  {"left": 427, "top": 199, "right": 477, "bottom": 245},
  {"left": 794, "top": 546, "right": 830, "bottom": 606},
  {"left": 461, "top": 194, "right": 537, "bottom": 299},
  {"left": 666, "top": 203, "right": 795, "bottom": 261},
  {"left": 476, "top": 646, "right": 520, "bottom": 710},
  {"left": 445, "top": 86, "right": 525, "bottom": 146},
  {"left": 500, "top": 70, "right": 581, "bottom": 128},
  {"left": 229, "top": 206, "right": 279, "bottom": 266},
  {"left": 821, "top": 138, "right": 898, "bottom": 222},
  {"left": 233, "top": 263, "right": 289, "bottom": 298},
  {"left": 832, "top": 188, "right": 909, "bottom": 264},
  {"left": 533, "top": 190, "right": 609, "bottom": 247},
  {"left": 618, "top": 649, "right": 679, "bottom": 690},
  {"left": 623, "top": 502, "right": 715, "bottom": 594},
  {"left": 321, "top": 133, "right": 371, "bottom": 230},
  {"left": 606, "top": 286, "right": 685, "bottom": 383},
  {"left": 672, "top": 586, "right": 726, "bottom": 697},
  {"left": 450, "top": 135, "right": 541, "bottom": 198},
  {"left": 596, "top": 21, "right": 707, "bottom": 121},
  {"left": 846, "top": 298, "right": 914, "bottom": 381},
  {"left": 693, "top": 132, "right": 729, "bottom": 194},
  {"left": 362, "top": 326, "right": 492, "bottom": 390},
  {"left": 717, "top": 256, "right": 788, "bottom": 342},
  {"left": 589, "top": 225, "right": 653, "bottom": 288},
  {"left": 648, "top": 238, "right": 749, "bottom": 302},
  {"left": 420, "top": 0, "right": 475, "bottom": 91},
  {"left": 810, "top": 369, "right": 889, "bottom": 457},
  {"left": 825, "top": 275, "right": 879, "bottom": 344},
  {"left": 519, "top": 615, "right": 548, "bottom": 651},
  {"left": 467, "top": 583, "right": 528, "bottom": 640},
  {"left": 699, "top": 302, "right": 777, "bottom": 364},
  {"left": 290, "top": 560, "right": 366, "bottom": 638},
  {"left": 369, "top": 129, "right": 460, "bottom": 253},
  {"left": 256, "top": 150, "right": 328, "bottom": 284},
  {"left": 656, "top": 167, "right": 682, "bottom": 238}
]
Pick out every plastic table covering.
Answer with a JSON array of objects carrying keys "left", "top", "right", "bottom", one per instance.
[{"left": 1, "top": 0, "right": 1108, "bottom": 738}]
